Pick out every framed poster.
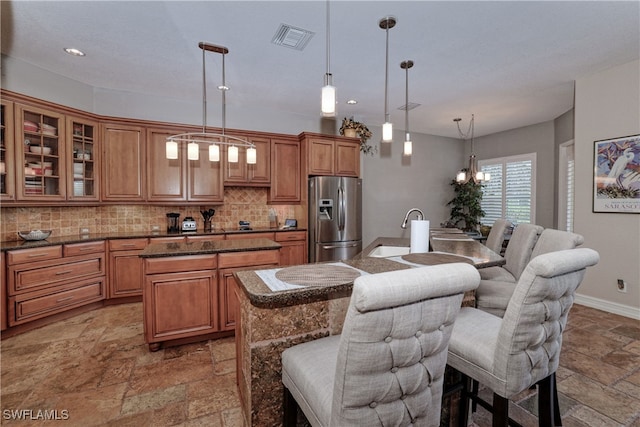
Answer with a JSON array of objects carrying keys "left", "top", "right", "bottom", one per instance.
[{"left": 593, "top": 134, "right": 640, "bottom": 213}]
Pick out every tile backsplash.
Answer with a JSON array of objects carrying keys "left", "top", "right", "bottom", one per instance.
[{"left": 0, "top": 187, "right": 298, "bottom": 242}]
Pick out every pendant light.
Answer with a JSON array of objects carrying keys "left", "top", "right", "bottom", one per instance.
[
  {"left": 379, "top": 16, "right": 396, "bottom": 143},
  {"left": 401, "top": 60, "right": 413, "bottom": 156},
  {"left": 454, "top": 114, "right": 490, "bottom": 183},
  {"left": 165, "top": 42, "right": 256, "bottom": 164},
  {"left": 321, "top": 0, "right": 336, "bottom": 117}
]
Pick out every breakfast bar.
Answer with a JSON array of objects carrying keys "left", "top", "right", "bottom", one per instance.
[{"left": 233, "top": 235, "right": 504, "bottom": 425}]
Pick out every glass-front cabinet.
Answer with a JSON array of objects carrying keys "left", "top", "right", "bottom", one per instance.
[
  {"left": 15, "top": 103, "right": 66, "bottom": 201},
  {"left": 67, "top": 116, "right": 99, "bottom": 200},
  {"left": 1, "top": 99, "right": 15, "bottom": 201}
]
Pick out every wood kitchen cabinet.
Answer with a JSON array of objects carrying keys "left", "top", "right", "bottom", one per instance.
[
  {"left": 108, "top": 238, "right": 148, "bottom": 299},
  {"left": 143, "top": 254, "right": 219, "bottom": 351},
  {"left": 15, "top": 103, "right": 67, "bottom": 201},
  {"left": 301, "top": 133, "right": 360, "bottom": 177},
  {"left": 223, "top": 135, "right": 270, "bottom": 186},
  {"left": 218, "top": 249, "right": 279, "bottom": 331},
  {"left": 275, "top": 231, "right": 307, "bottom": 266},
  {"left": 101, "top": 122, "right": 145, "bottom": 201},
  {"left": 1, "top": 252, "right": 6, "bottom": 331},
  {"left": 67, "top": 115, "right": 99, "bottom": 201},
  {"left": 6, "top": 241, "right": 106, "bottom": 326},
  {"left": 268, "top": 137, "right": 301, "bottom": 203},
  {"left": 1, "top": 99, "right": 15, "bottom": 201},
  {"left": 146, "top": 128, "right": 224, "bottom": 203}
]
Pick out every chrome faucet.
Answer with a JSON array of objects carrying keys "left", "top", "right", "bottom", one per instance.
[{"left": 401, "top": 208, "right": 425, "bottom": 229}]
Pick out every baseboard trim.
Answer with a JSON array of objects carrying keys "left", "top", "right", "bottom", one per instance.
[{"left": 574, "top": 293, "right": 640, "bottom": 320}]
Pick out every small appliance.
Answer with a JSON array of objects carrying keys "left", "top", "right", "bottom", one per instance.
[
  {"left": 182, "top": 216, "right": 197, "bottom": 232},
  {"left": 239, "top": 220, "right": 252, "bottom": 231},
  {"left": 167, "top": 213, "right": 180, "bottom": 233}
]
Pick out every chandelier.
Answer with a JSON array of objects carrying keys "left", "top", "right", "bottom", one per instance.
[
  {"left": 166, "top": 42, "right": 256, "bottom": 164},
  {"left": 454, "top": 114, "right": 489, "bottom": 183}
]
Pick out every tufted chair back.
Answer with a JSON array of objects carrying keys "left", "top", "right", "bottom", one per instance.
[
  {"left": 484, "top": 219, "right": 512, "bottom": 254},
  {"left": 530, "top": 228, "right": 584, "bottom": 260},
  {"left": 502, "top": 223, "right": 544, "bottom": 280}
]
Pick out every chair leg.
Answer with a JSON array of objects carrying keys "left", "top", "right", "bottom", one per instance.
[
  {"left": 471, "top": 379, "right": 479, "bottom": 412},
  {"left": 553, "top": 373, "right": 562, "bottom": 426},
  {"left": 492, "top": 393, "right": 509, "bottom": 427},
  {"left": 283, "top": 386, "right": 298, "bottom": 427},
  {"left": 537, "top": 374, "right": 560, "bottom": 427},
  {"left": 457, "top": 373, "right": 471, "bottom": 427}
]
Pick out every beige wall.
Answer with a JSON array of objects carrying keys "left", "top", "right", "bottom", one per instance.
[{"left": 574, "top": 60, "right": 640, "bottom": 318}]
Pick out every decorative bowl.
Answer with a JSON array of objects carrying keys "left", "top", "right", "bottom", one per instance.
[
  {"left": 18, "top": 230, "right": 52, "bottom": 241},
  {"left": 29, "top": 145, "right": 52, "bottom": 155}
]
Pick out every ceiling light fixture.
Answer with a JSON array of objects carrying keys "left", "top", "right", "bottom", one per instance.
[
  {"left": 379, "top": 16, "right": 396, "bottom": 143},
  {"left": 401, "top": 60, "right": 414, "bottom": 157},
  {"left": 454, "top": 114, "right": 489, "bottom": 183},
  {"left": 63, "top": 47, "right": 85, "bottom": 57},
  {"left": 166, "top": 42, "right": 256, "bottom": 164},
  {"left": 321, "top": 0, "right": 336, "bottom": 117}
]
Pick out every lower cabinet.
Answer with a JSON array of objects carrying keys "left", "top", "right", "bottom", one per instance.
[
  {"left": 275, "top": 231, "right": 307, "bottom": 266},
  {"left": 1, "top": 252, "right": 7, "bottom": 331},
  {"left": 108, "top": 238, "right": 148, "bottom": 299},
  {"left": 143, "top": 254, "right": 218, "bottom": 351}
]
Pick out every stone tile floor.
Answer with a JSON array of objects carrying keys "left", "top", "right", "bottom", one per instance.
[{"left": 1, "top": 303, "right": 638, "bottom": 426}]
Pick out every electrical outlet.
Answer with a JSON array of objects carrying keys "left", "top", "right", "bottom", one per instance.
[
  {"left": 151, "top": 225, "right": 160, "bottom": 232},
  {"left": 80, "top": 228, "right": 90, "bottom": 235},
  {"left": 617, "top": 279, "right": 627, "bottom": 293}
]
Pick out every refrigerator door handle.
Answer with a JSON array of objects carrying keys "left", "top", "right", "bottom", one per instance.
[
  {"left": 322, "top": 243, "right": 359, "bottom": 250},
  {"left": 338, "top": 186, "right": 345, "bottom": 230}
]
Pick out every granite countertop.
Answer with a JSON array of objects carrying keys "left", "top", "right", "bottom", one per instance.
[
  {"left": 139, "top": 238, "right": 281, "bottom": 258},
  {"left": 0, "top": 227, "right": 304, "bottom": 252}
]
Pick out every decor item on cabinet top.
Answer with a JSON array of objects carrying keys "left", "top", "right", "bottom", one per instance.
[
  {"left": 339, "top": 117, "right": 375, "bottom": 155},
  {"left": 165, "top": 42, "right": 256, "bottom": 165},
  {"left": 454, "top": 114, "right": 490, "bottom": 184}
]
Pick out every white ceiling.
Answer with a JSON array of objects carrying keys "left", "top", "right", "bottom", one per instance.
[{"left": 1, "top": 1, "right": 639, "bottom": 138}]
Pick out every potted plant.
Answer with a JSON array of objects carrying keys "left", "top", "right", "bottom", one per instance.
[
  {"left": 445, "top": 172, "right": 485, "bottom": 232},
  {"left": 339, "top": 117, "right": 376, "bottom": 155}
]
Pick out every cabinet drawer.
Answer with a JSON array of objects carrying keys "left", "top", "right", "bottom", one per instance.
[
  {"left": 225, "top": 232, "right": 275, "bottom": 241},
  {"left": 10, "top": 254, "right": 105, "bottom": 295},
  {"left": 7, "top": 246, "right": 62, "bottom": 265},
  {"left": 275, "top": 231, "right": 306, "bottom": 242},
  {"left": 10, "top": 278, "right": 105, "bottom": 326},
  {"left": 149, "top": 236, "right": 186, "bottom": 244},
  {"left": 109, "top": 238, "right": 148, "bottom": 251},
  {"left": 64, "top": 240, "right": 106, "bottom": 257},
  {"left": 218, "top": 249, "right": 279, "bottom": 269},
  {"left": 144, "top": 254, "right": 217, "bottom": 275}
]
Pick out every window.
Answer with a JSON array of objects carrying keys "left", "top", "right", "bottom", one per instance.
[
  {"left": 558, "top": 141, "right": 575, "bottom": 232},
  {"left": 478, "top": 153, "right": 536, "bottom": 226}
]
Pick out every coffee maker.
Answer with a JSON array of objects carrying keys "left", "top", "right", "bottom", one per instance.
[{"left": 166, "top": 213, "right": 180, "bottom": 233}]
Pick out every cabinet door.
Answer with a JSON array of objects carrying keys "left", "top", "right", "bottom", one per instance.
[
  {"left": 224, "top": 136, "right": 270, "bottom": 186},
  {"left": 144, "top": 270, "right": 219, "bottom": 342},
  {"left": 67, "top": 116, "right": 100, "bottom": 201},
  {"left": 278, "top": 241, "right": 307, "bottom": 266},
  {"left": 1, "top": 99, "right": 15, "bottom": 201},
  {"left": 109, "top": 249, "right": 144, "bottom": 298},
  {"left": 1, "top": 252, "right": 6, "bottom": 331},
  {"left": 146, "top": 128, "right": 186, "bottom": 202},
  {"left": 308, "top": 137, "right": 334, "bottom": 176},
  {"left": 335, "top": 139, "right": 360, "bottom": 177},
  {"left": 15, "top": 103, "right": 66, "bottom": 201},
  {"left": 269, "top": 137, "right": 300, "bottom": 203},
  {"left": 219, "top": 270, "right": 238, "bottom": 331},
  {"left": 189, "top": 142, "right": 224, "bottom": 202},
  {"left": 102, "top": 123, "right": 145, "bottom": 201}
]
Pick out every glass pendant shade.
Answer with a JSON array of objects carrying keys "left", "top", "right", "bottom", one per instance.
[
  {"left": 228, "top": 145, "right": 239, "bottom": 163},
  {"left": 382, "top": 122, "right": 393, "bottom": 142},
  {"left": 209, "top": 144, "right": 220, "bottom": 162},
  {"left": 321, "top": 81, "right": 336, "bottom": 117},
  {"left": 456, "top": 170, "right": 467, "bottom": 183},
  {"left": 403, "top": 138, "right": 412, "bottom": 156},
  {"left": 166, "top": 140, "right": 178, "bottom": 160},
  {"left": 187, "top": 142, "right": 199, "bottom": 160},
  {"left": 247, "top": 146, "right": 257, "bottom": 164}
]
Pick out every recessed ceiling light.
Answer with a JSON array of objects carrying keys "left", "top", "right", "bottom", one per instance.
[
  {"left": 64, "top": 48, "right": 85, "bottom": 57},
  {"left": 347, "top": 99, "right": 357, "bottom": 105}
]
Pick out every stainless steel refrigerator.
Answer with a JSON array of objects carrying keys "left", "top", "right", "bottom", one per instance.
[{"left": 308, "top": 176, "right": 362, "bottom": 262}]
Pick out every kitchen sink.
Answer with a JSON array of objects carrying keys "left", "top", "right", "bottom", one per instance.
[{"left": 367, "top": 245, "right": 411, "bottom": 258}]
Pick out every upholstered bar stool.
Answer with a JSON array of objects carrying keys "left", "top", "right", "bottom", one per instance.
[
  {"left": 282, "top": 264, "right": 480, "bottom": 427},
  {"left": 484, "top": 219, "right": 512, "bottom": 254},
  {"left": 447, "top": 248, "right": 600, "bottom": 427}
]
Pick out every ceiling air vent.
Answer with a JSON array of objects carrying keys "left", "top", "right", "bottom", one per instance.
[
  {"left": 272, "top": 24, "right": 314, "bottom": 51},
  {"left": 398, "top": 102, "right": 421, "bottom": 111}
]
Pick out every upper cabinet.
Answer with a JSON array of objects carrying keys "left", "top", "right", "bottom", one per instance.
[
  {"left": 1, "top": 99, "right": 15, "bottom": 201},
  {"left": 146, "top": 127, "right": 223, "bottom": 203},
  {"left": 67, "top": 116, "right": 99, "bottom": 201},
  {"left": 301, "top": 133, "right": 360, "bottom": 177},
  {"left": 101, "top": 122, "right": 145, "bottom": 201},
  {"left": 15, "top": 103, "right": 67, "bottom": 201},
  {"left": 268, "top": 137, "right": 300, "bottom": 203},
  {"left": 223, "top": 135, "right": 270, "bottom": 186}
]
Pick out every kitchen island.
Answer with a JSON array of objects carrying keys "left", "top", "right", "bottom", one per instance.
[{"left": 233, "top": 236, "right": 503, "bottom": 426}]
